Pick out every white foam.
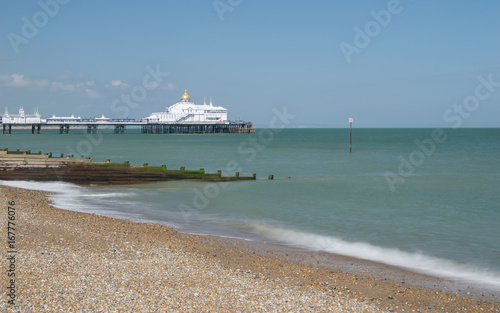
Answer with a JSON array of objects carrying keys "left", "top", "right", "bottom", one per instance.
[
  {"left": 79, "top": 192, "right": 133, "bottom": 198},
  {"left": 1, "top": 180, "right": 137, "bottom": 217},
  {"left": 1, "top": 180, "right": 81, "bottom": 194},
  {"left": 250, "top": 223, "right": 500, "bottom": 290},
  {"left": 3, "top": 180, "right": 499, "bottom": 290},
  {"left": 2, "top": 180, "right": 92, "bottom": 211}
]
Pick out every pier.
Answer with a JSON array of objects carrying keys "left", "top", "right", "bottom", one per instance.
[
  {"left": 1, "top": 91, "right": 255, "bottom": 134},
  {"left": 1, "top": 121, "right": 254, "bottom": 134}
]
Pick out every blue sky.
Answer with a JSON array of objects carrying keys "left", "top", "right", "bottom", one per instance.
[{"left": 1, "top": 0, "right": 499, "bottom": 127}]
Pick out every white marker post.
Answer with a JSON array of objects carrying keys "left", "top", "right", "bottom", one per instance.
[{"left": 349, "top": 118, "right": 353, "bottom": 153}]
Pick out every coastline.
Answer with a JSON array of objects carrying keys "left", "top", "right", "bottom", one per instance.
[{"left": 1, "top": 184, "right": 499, "bottom": 312}]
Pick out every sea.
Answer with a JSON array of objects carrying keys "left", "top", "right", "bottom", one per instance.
[{"left": 1, "top": 128, "right": 499, "bottom": 290}]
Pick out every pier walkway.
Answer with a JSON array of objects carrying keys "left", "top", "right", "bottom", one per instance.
[{"left": 1, "top": 121, "right": 254, "bottom": 134}]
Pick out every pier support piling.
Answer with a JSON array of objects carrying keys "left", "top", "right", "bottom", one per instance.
[
  {"left": 87, "top": 125, "right": 98, "bottom": 134},
  {"left": 31, "top": 124, "right": 41, "bottom": 134},
  {"left": 60, "top": 125, "right": 70, "bottom": 134},
  {"left": 114, "top": 125, "right": 126, "bottom": 134}
]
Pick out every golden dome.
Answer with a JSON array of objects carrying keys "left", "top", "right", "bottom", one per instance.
[{"left": 181, "top": 89, "right": 190, "bottom": 100}]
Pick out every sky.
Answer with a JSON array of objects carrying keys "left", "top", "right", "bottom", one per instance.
[{"left": 0, "top": 0, "right": 499, "bottom": 128}]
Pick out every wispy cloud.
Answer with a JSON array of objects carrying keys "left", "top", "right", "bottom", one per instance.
[
  {"left": 51, "top": 81, "right": 78, "bottom": 92},
  {"left": 35, "top": 79, "right": 50, "bottom": 87},
  {"left": 0, "top": 73, "right": 174, "bottom": 100},
  {"left": 0, "top": 74, "right": 31, "bottom": 87},
  {"left": 147, "top": 81, "right": 159, "bottom": 89},
  {"left": 161, "top": 82, "right": 177, "bottom": 91},
  {"left": 107, "top": 79, "right": 176, "bottom": 91},
  {"left": 85, "top": 88, "right": 102, "bottom": 99},
  {"left": 0, "top": 73, "right": 101, "bottom": 99},
  {"left": 51, "top": 80, "right": 101, "bottom": 98},
  {"left": 53, "top": 80, "right": 93, "bottom": 89},
  {"left": 109, "top": 79, "right": 130, "bottom": 89}
]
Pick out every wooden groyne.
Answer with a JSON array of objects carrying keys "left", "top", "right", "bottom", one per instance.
[{"left": 0, "top": 149, "right": 256, "bottom": 185}]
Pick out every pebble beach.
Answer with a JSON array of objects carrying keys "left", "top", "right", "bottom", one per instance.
[{"left": 1, "top": 184, "right": 499, "bottom": 312}]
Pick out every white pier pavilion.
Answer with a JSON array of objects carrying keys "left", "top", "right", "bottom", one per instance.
[
  {"left": 144, "top": 89, "right": 228, "bottom": 123},
  {"left": 2, "top": 107, "right": 43, "bottom": 124}
]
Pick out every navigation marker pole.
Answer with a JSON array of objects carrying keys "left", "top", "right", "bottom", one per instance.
[{"left": 349, "top": 118, "right": 353, "bottom": 153}]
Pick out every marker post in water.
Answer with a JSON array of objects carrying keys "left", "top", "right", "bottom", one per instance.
[{"left": 349, "top": 118, "right": 353, "bottom": 153}]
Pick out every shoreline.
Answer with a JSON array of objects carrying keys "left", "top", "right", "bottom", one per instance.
[{"left": 1, "top": 184, "right": 499, "bottom": 312}]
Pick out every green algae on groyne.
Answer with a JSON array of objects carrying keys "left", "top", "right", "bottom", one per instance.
[{"left": 0, "top": 148, "right": 256, "bottom": 185}]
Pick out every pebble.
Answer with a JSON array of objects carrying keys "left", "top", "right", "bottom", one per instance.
[{"left": 1, "top": 185, "right": 498, "bottom": 313}]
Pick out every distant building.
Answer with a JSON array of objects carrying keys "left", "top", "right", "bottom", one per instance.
[
  {"left": 95, "top": 115, "right": 111, "bottom": 123},
  {"left": 144, "top": 89, "right": 228, "bottom": 123},
  {"left": 46, "top": 114, "right": 81, "bottom": 123},
  {"left": 1, "top": 107, "right": 43, "bottom": 124}
]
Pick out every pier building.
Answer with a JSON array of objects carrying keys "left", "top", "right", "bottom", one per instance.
[
  {"left": 46, "top": 114, "right": 81, "bottom": 123},
  {"left": 2, "top": 107, "right": 43, "bottom": 124},
  {"left": 145, "top": 89, "right": 228, "bottom": 123}
]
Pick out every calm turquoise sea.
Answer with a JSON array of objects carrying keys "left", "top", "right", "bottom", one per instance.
[{"left": 2, "top": 128, "right": 499, "bottom": 288}]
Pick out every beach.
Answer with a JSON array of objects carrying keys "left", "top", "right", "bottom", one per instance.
[{"left": 1, "top": 184, "right": 498, "bottom": 312}]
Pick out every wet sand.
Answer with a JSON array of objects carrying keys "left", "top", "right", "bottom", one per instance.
[{"left": 1, "top": 184, "right": 499, "bottom": 312}]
